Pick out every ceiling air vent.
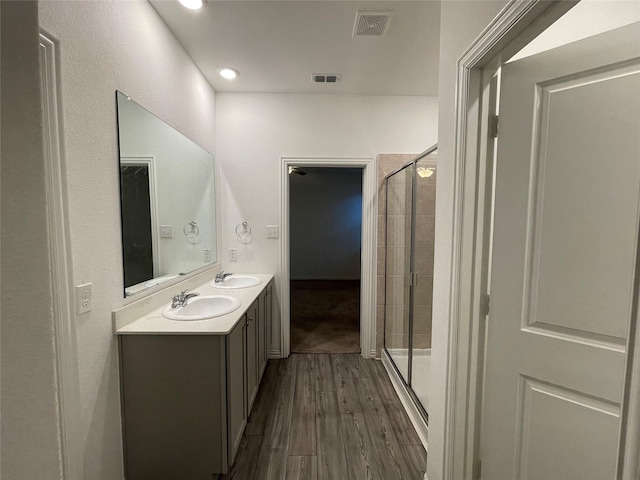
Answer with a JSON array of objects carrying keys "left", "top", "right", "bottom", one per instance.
[
  {"left": 312, "top": 74, "right": 342, "bottom": 84},
  {"left": 353, "top": 11, "right": 394, "bottom": 37}
]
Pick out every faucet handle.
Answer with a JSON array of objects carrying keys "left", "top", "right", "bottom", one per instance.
[{"left": 171, "top": 292, "right": 183, "bottom": 308}]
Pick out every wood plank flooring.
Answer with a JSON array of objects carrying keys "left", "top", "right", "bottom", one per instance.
[{"left": 222, "top": 354, "right": 426, "bottom": 480}]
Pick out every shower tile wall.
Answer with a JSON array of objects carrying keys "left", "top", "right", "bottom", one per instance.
[
  {"left": 413, "top": 153, "right": 437, "bottom": 349},
  {"left": 385, "top": 168, "right": 412, "bottom": 367},
  {"left": 376, "top": 154, "right": 417, "bottom": 356}
]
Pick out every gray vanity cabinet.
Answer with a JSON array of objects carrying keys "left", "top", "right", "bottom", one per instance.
[
  {"left": 226, "top": 315, "right": 247, "bottom": 465},
  {"left": 246, "top": 299, "right": 259, "bottom": 413},
  {"left": 118, "top": 281, "right": 274, "bottom": 479},
  {"left": 258, "top": 282, "right": 272, "bottom": 377},
  {"left": 119, "top": 335, "right": 228, "bottom": 479}
]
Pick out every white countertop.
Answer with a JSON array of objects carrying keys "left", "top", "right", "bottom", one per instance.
[{"left": 115, "top": 274, "right": 273, "bottom": 335}]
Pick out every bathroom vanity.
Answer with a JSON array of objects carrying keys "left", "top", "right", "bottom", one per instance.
[{"left": 115, "top": 274, "right": 273, "bottom": 479}]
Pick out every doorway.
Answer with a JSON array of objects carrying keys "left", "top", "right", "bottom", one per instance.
[
  {"left": 289, "top": 167, "right": 363, "bottom": 354},
  {"left": 446, "top": 2, "right": 640, "bottom": 478},
  {"left": 483, "top": 21, "right": 640, "bottom": 479},
  {"left": 120, "top": 157, "right": 158, "bottom": 289},
  {"left": 279, "top": 157, "right": 377, "bottom": 358}
]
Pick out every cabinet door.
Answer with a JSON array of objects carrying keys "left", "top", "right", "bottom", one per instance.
[
  {"left": 121, "top": 336, "right": 226, "bottom": 479},
  {"left": 265, "top": 283, "right": 272, "bottom": 360},
  {"left": 246, "top": 300, "right": 259, "bottom": 413},
  {"left": 226, "top": 317, "right": 247, "bottom": 465},
  {"left": 257, "top": 290, "right": 267, "bottom": 379},
  {"left": 265, "top": 281, "right": 273, "bottom": 359}
]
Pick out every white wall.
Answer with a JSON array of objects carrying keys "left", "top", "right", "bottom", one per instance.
[
  {"left": 429, "top": 2, "right": 509, "bottom": 480},
  {"left": 290, "top": 169, "right": 362, "bottom": 280},
  {"left": 216, "top": 93, "right": 438, "bottom": 354},
  {"left": 38, "top": 2, "right": 217, "bottom": 478},
  {"left": 0, "top": 2, "right": 63, "bottom": 477}
]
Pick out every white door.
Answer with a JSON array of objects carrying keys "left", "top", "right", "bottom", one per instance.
[{"left": 482, "top": 24, "right": 640, "bottom": 480}]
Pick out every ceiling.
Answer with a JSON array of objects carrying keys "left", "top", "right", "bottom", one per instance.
[
  {"left": 149, "top": 0, "right": 441, "bottom": 96},
  {"left": 510, "top": 0, "right": 640, "bottom": 61}
]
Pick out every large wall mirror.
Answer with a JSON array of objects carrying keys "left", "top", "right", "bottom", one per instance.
[{"left": 116, "top": 91, "right": 217, "bottom": 298}]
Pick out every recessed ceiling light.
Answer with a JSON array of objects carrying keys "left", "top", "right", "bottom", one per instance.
[
  {"left": 218, "top": 67, "right": 239, "bottom": 81},
  {"left": 179, "top": 0, "right": 202, "bottom": 10}
]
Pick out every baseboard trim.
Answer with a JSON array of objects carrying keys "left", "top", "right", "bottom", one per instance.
[{"left": 381, "top": 349, "right": 429, "bottom": 450}]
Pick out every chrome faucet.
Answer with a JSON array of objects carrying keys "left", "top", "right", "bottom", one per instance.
[
  {"left": 215, "top": 271, "right": 233, "bottom": 283},
  {"left": 171, "top": 290, "right": 200, "bottom": 308}
]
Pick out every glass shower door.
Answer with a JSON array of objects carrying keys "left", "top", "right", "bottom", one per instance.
[
  {"left": 384, "top": 164, "right": 414, "bottom": 382},
  {"left": 382, "top": 145, "right": 437, "bottom": 423},
  {"left": 410, "top": 152, "right": 437, "bottom": 412}
]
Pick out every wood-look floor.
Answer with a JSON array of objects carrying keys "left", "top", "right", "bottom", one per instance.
[{"left": 222, "top": 354, "right": 427, "bottom": 480}]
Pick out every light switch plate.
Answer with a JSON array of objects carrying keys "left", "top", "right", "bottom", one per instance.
[
  {"left": 159, "top": 225, "right": 173, "bottom": 238},
  {"left": 76, "top": 283, "right": 92, "bottom": 315},
  {"left": 266, "top": 225, "right": 279, "bottom": 239},
  {"left": 203, "top": 249, "right": 212, "bottom": 262},
  {"left": 229, "top": 248, "right": 238, "bottom": 262}
]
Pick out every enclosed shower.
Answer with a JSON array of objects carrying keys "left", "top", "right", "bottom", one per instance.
[{"left": 382, "top": 145, "right": 437, "bottom": 440}]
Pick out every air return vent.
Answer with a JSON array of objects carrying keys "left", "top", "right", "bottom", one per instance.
[
  {"left": 353, "top": 11, "right": 393, "bottom": 37},
  {"left": 312, "top": 74, "right": 342, "bottom": 83}
]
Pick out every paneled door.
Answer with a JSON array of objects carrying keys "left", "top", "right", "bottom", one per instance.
[{"left": 482, "top": 24, "right": 640, "bottom": 479}]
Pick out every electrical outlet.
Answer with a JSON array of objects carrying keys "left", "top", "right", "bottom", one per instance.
[
  {"left": 159, "top": 225, "right": 173, "bottom": 238},
  {"left": 203, "top": 249, "right": 212, "bottom": 262},
  {"left": 229, "top": 248, "right": 238, "bottom": 262},
  {"left": 266, "top": 225, "right": 279, "bottom": 239},
  {"left": 76, "top": 283, "right": 92, "bottom": 315}
]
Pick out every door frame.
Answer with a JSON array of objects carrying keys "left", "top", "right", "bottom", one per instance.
[
  {"left": 279, "top": 157, "right": 377, "bottom": 358},
  {"left": 446, "top": 1, "right": 640, "bottom": 479},
  {"left": 120, "top": 156, "right": 160, "bottom": 277},
  {"left": 39, "top": 31, "right": 83, "bottom": 480}
]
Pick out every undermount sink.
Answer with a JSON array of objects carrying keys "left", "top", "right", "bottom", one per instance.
[
  {"left": 211, "top": 275, "right": 261, "bottom": 289},
  {"left": 162, "top": 295, "right": 241, "bottom": 321}
]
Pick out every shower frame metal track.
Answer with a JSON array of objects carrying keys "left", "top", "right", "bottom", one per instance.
[{"left": 382, "top": 143, "right": 438, "bottom": 424}]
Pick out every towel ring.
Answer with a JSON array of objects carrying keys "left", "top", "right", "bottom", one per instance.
[
  {"left": 184, "top": 221, "right": 200, "bottom": 237},
  {"left": 183, "top": 221, "right": 201, "bottom": 244},
  {"left": 235, "top": 221, "right": 252, "bottom": 238},
  {"left": 235, "top": 221, "right": 253, "bottom": 244}
]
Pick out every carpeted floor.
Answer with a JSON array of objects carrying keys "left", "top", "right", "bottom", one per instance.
[{"left": 290, "top": 280, "right": 360, "bottom": 354}]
